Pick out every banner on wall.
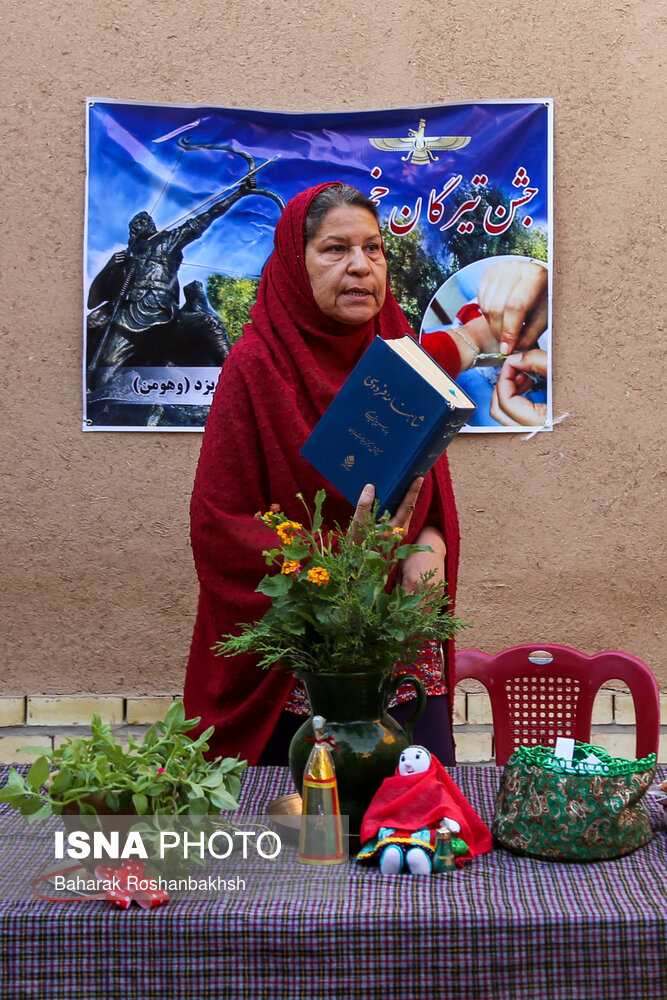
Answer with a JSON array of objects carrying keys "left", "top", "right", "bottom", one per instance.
[{"left": 83, "top": 99, "right": 552, "bottom": 432}]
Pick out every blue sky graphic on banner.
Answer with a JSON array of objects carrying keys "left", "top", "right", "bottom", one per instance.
[{"left": 83, "top": 99, "right": 552, "bottom": 432}]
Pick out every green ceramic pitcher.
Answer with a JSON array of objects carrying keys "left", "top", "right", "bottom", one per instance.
[{"left": 288, "top": 668, "right": 426, "bottom": 837}]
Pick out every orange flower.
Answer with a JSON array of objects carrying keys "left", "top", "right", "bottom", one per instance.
[
  {"left": 307, "top": 566, "right": 330, "bottom": 586},
  {"left": 281, "top": 560, "right": 301, "bottom": 576},
  {"left": 392, "top": 527, "right": 404, "bottom": 536},
  {"left": 276, "top": 521, "right": 303, "bottom": 543}
]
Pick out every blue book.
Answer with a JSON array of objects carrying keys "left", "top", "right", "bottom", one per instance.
[{"left": 300, "top": 336, "right": 475, "bottom": 515}]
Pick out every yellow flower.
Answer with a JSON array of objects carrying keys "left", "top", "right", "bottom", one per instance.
[
  {"left": 276, "top": 521, "right": 303, "bottom": 543},
  {"left": 281, "top": 560, "right": 301, "bottom": 576},
  {"left": 307, "top": 566, "right": 330, "bottom": 586},
  {"left": 392, "top": 527, "right": 404, "bottom": 536},
  {"left": 256, "top": 504, "right": 284, "bottom": 525}
]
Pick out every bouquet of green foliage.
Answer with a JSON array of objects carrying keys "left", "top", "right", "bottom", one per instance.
[{"left": 214, "top": 490, "right": 466, "bottom": 675}]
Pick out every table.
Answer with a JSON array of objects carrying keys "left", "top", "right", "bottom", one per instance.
[{"left": 1, "top": 764, "right": 666, "bottom": 1000}]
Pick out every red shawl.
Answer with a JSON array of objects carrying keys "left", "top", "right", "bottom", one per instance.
[
  {"left": 360, "top": 750, "right": 492, "bottom": 860},
  {"left": 184, "top": 183, "right": 461, "bottom": 764}
]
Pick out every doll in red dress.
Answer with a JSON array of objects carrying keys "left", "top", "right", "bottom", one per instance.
[{"left": 357, "top": 746, "right": 492, "bottom": 874}]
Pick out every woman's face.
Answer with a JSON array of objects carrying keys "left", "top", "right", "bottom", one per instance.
[{"left": 305, "top": 205, "right": 387, "bottom": 325}]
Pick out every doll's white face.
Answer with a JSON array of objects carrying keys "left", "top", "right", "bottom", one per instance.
[{"left": 398, "top": 746, "right": 431, "bottom": 775}]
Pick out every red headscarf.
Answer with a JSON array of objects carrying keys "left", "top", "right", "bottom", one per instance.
[
  {"left": 184, "top": 183, "right": 461, "bottom": 764},
  {"left": 360, "top": 749, "right": 492, "bottom": 861}
]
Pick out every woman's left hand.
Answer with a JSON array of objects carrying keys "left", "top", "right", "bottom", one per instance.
[
  {"left": 398, "top": 525, "right": 446, "bottom": 595},
  {"left": 490, "top": 350, "right": 548, "bottom": 426}
]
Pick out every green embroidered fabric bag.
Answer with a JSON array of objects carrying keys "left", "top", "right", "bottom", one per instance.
[{"left": 493, "top": 743, "right": 656, "bottom": 861}]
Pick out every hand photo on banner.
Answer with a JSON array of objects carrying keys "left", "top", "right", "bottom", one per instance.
[{"left": 83, "top": 99, "right": 552, "bottom": 432}]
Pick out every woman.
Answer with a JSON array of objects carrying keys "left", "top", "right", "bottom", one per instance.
[{"left": 184, "top": 182, "right": 480, "bottom": 766}]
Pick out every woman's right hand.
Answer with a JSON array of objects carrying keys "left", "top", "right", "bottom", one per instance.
[
  {"left": 348, "top": 478, "right": 423, "bottom": 544},
  {"left": 477, "top": 259, "right": 548, "bottom": 356}
]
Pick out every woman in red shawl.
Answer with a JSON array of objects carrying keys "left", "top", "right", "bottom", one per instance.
[{"left": 185, "top": 182, "right": 483, "bottom": 766}]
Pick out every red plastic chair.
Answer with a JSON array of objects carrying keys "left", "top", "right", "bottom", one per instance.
[{"left": 454, "top": 644, "right": 661, "bottom": 765}]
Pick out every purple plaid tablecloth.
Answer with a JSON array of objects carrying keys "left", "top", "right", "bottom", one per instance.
[{"left": 1, "top": 764, "right": 666, "bottom": 1000}]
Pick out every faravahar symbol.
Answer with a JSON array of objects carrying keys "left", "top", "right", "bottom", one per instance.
[{"left": 369, "top": 119, "right": 470, "bottom": 165}]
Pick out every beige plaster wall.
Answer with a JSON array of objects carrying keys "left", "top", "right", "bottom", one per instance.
[{"left": 1, "top": 0, "right": 665, "bottom": 696}]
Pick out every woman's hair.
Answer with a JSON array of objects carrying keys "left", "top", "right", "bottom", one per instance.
[{"left": 305, "top": 184, "right": 380, "bottom": 244}]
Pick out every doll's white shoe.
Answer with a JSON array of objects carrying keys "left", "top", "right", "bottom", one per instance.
[
  {"left": 379, "top": 845, "right": 403, "bottom": 875},
  {"left": 405, "top": 847, "right": 432, "bottom": 875}
]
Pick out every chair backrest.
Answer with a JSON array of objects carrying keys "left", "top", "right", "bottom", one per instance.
[{"left": 454, "top": 644, "right": 661, "bottom": 766}]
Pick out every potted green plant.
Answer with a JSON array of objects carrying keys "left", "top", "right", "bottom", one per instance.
[
  {"left": 0, "top": 699, "right": 246, "bottom": 821},
  {"left": 214, "top": 490, "right": 466, "bottom": 831}
]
